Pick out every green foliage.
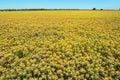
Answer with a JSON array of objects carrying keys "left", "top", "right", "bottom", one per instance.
[{"left": 93, "top": 8, "right": 96, "bottom": 10}]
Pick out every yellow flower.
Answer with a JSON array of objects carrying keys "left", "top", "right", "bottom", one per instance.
[{"left": 57, "top": 69, "right": 62, "bottom": 74}]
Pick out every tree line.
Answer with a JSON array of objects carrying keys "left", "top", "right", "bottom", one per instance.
[{"left": 0, "top": 8, "right": 119, "bottom": 11}]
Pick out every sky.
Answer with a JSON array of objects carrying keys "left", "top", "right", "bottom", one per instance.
[{"left": 0, "top": 0, "right": 120, "bottom": 9}]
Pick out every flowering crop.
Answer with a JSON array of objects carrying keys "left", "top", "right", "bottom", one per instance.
[{"left": 0, "top": 11, "right": 120, "bottom": 79}]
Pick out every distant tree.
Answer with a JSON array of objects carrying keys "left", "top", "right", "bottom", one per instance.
[
  {"left": 92, "top": 8, "right": 96, "bottom": 10},
  {"left": 119, "top": 8, "right": 120, "bottom": 10},
  {"left": 100, "top": 9, "right": 103, "bottom": 10}
]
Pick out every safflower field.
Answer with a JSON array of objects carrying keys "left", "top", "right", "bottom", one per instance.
[{"left": 0, "top": 11, "right": 120, "bottom": 79}]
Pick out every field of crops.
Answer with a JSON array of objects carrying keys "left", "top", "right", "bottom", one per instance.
[{"left": 0, "top": 11, "right": 120, "bottom": 79}]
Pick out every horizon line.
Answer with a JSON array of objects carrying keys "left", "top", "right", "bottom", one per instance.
[{"left": 0, "top": 8, "right": 119, "bottom": 10}]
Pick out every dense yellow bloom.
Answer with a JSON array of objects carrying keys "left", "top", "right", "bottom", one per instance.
[{"left": 0, "top": 11, "right": 120, "bottom": 79}]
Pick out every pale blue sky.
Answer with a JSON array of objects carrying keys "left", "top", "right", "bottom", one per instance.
[{"left": 0, "top": 0, "right": 120, "bottom": 9}]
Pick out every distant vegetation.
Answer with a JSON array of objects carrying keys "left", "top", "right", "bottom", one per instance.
[
  {"left": 92, "top": 8, "right": 96, "bottom": 10},
  {"left": 0, "top": 8, "right": 119, "bottom": 11},
  {"left": 0, "top": 9, "right": 80, "bottom": 11}
]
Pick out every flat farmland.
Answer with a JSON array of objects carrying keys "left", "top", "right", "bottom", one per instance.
[{"left": 0, "top": 11, "right": 120, "bottom": 79}]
